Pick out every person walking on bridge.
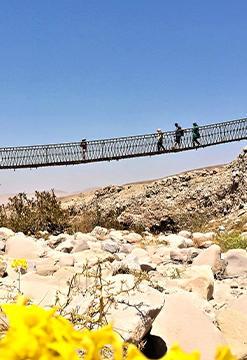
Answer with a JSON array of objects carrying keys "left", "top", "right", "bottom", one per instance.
[
  {"left": 80, "top": 138, "right": 87, "bottom": 160},
  {"left": 192, "top": 122, "right": 200, "bottom": 148},
  {"left": 172, "top": 123, "right": 184, "bottom": 149},
  {"left": 156, "top": 129, "right": 165, "bottom": 152}
]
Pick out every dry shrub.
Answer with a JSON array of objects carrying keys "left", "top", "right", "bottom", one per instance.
[{"left": 0, "top": 190, "right": 70, "bottom": 236}]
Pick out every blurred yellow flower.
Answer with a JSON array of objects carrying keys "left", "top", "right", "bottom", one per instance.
[
  {"left": 164, "top": 343, "right": 200, "bottom": 360},
  {"left": 126, "top": 342, "right": 200, "bottom": 360},
  {"left": 80, "top": 323, "right": 123, "bottom": 360},
  {"left": 0, "top": 296, "right": 82, "bottom": 359},
  {"left": 0, "top": 295, "right": 239, "bottom": 360},
  {"left": 215, "top": 345, "right": 237, "bottom": 360}
]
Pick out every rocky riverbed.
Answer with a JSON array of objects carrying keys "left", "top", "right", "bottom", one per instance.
[{"left": 0, "top": 226, "right": 247, "bottom": 359}]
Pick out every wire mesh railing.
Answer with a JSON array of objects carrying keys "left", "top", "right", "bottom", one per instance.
[{"left": 0, "top": 117, "right": 246, "bottom": 169}]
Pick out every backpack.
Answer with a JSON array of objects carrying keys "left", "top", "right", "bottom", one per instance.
[{"left": 180, "top": 129, "right": 184, "bottom": 137}]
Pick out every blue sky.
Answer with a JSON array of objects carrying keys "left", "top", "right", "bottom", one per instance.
[{"left": 0, "top": 1, "right": 247, "bottom": 195}]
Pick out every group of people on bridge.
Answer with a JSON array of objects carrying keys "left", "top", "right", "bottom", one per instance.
[
  {"left": 156, "top": 122, "right": 200, "bottom": 152},
  {"left": 79, "top": 122, "right": 201, "bottom": 161}
]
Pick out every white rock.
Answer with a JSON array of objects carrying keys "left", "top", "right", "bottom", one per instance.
[
  {"left": 178, "top": 230, "right": 191, "bottom": 238},
  {"left": 151, "top": 294, "right": 227, "bottom": 360},
  {"left": 90, "top": 226, "right": 108, "bottom": 238},
  {"left": 109, "top": 230, "right": 124, "bottom": 240},
  {"left": 101, "top": 240, "right": 120, "bottom": 253},
  {"left": 165, "top": 234, "right": 190, "bottom": 248},
  {"left": 71, "top": 240, "right": 90, "bottom": 253},
  {"left": 224, "top": 251, "right": 247, "bottom": 276},
  {"left": 74, "top": 232, "right": 97, "bottom": 242},
  {"left": 106, "top": 274, "right": 164, "bottom": 344},
  {"left": 130, "top": 248, "right": 148, "bottom": 258},
  {"left": 6, "top": 235, "right": 47, "bottom": 259},
  {"left": 123, "top": 233, "right": 142, "bottom": 243},
  {"left": 0, "top": 227, "right": 14, "bottom": 240},
  {"left": 58, "top": 254, "right": 75, "bottom": 267},
  {"left": 217, "top": 309, "right": 247, "bottom": 359},
  {"left": 72, "top": 249, "right": 115, "bottom": 267},
  {"left": 55, "top": 239, "right": 74, "bottom": 253},
  {"left": 193, "top": 244, "right": 223, "bottom": 275}
]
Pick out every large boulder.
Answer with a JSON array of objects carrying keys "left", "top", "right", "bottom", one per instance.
[
  {"left": 101, "top": 240, "right": 120, "bottom": 254},
  {"left": 229, "top": 294, "right": 247, "bottom": 316},
  {"left": 217, "top": 308, "right": 247, "bottom": 359},
  {"left": 19, "top": 272, "right": 64, "bottom": 306},
  {"left": 90, "top": 226, "right": 108, "bottom": 239},
  {"left": 151, "top": 294, "right": 227, "bottom": 360},
  {"left": 58, "top": 254, "right": 75, "bottom": 267},
  {"left": 71, "top": 240, "right": 90, "bottom": 253},
  {"left": 166, "top": 234, "right": 193, "bottom": 248},
  {"left": 55, "top": 239, "right": 74, "bottom": 253},
  {"left": 72, "top": 249, "right": 115, "bottom": 267},
  {"left": 191, "top": 232, "right": 208, "bottom": 246},
  {"left": 166, "top": 265, "right": 214, "bottom": 300},
  {"left": 192, "top": 244, "right": 223, "bottom": 275},
  {"left": 163, "top": 288, "right": 216, "bottom": 322},
  {"left": 5, "top": 235, "right": 47, "bottom": 259},
  {"left": 46, "top": 234, "right": 69, "bottom": 249},
  {"left": 224, "top": 251, "right": 247, "bottom": 277},
  {"left": 170, "top": 248, "right": 201, "bottom": 263},
  {"left": 105, "top": 274, "right": 164, "bottom": 344},
  {"left": 109, "top": 230, "right": 124, "bottom": 241},
  {"left": 130, "top": 248, "right": 148, "bottom": 259},
  {"left": 112, "top": 256, "right": 141, "bottom": 274},
  {"left": 0, "top": 227, "right": 14, "bottom": 240},
  {"left": 123, "top": 233, "right": 142, "bottom": 244},
  {"left": 178, "top": 230, "right": 191, "bottom": 238},
  {"left": 74, "top": 233, "right": 97, "bottom": 242}
]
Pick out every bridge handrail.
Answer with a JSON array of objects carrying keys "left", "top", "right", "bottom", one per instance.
[{"left": 0, "top": 117, "right": 246, "bottom": 151}]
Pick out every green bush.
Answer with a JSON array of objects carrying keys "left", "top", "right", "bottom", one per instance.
[
  {"left": 216, "top": 230, "right": 247, "bottom": 252},
  {"left": 0, "top": 190, "right": 70, "bottom": 236}
]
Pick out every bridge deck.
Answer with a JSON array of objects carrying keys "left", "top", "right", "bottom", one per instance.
[{"left": 0, "top": 118, "right": 246, "bottom": 169}]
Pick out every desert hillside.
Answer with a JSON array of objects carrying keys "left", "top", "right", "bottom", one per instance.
[{"left": 60, "top": 146, "right": 247, "bottom": 234}]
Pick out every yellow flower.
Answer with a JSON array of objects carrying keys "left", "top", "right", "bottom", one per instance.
[
  {"left": 215, "top": 345, "right": 237, "bottom": 360},
  {"left": 164, "top": 343, "right": 200, "bottom": 360},
  {"left": 125, "top": 344, "right": 149, "bottom": 360},
  {"left": 0, "top": 295, "right": 239, "bottom": 360},
  {"left": 126, "top": 343, "right": 200, "bottom": 360},
  {"left": 80, "top": 323, "right": 123, "bottom": 360},
  {"left": 11, "top": 259, "right": 28, "bottom": 271},
  {"left": 0, "top": 296, "right": 82, "bottom": 359}
]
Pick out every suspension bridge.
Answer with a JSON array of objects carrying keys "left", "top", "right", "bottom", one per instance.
[{"left": 1, "top": 117, "right": 247, "bottom": 170}]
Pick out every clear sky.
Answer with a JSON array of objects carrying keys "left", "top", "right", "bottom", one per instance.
[{"left": 0, "top": 1, "right": 247, "bottom": 196}]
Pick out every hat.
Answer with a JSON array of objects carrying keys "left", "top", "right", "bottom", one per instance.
[{"left": 157, "top": 129, "right": 162, "bottom": 132}]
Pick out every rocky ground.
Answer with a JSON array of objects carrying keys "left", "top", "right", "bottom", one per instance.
[
  {"left": 60, "top": 146, "right": 247, "bottom": 234},
  {"left": 0, "top": 225, "right": 246, "bottom": 359}
]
